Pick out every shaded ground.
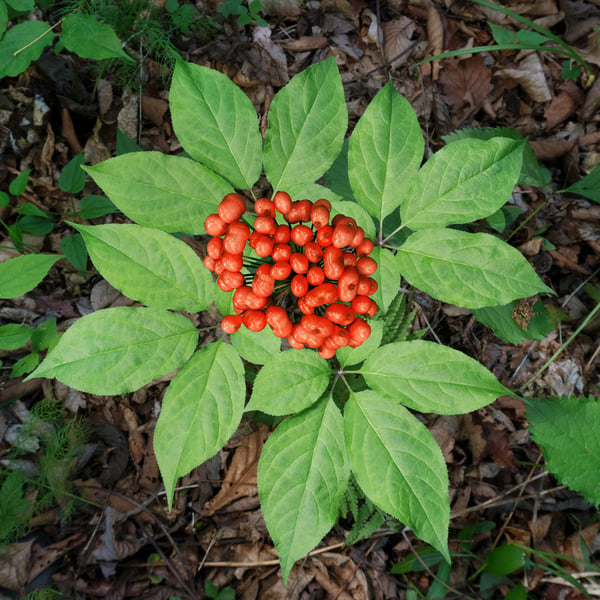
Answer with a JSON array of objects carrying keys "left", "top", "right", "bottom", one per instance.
[{"left": 1, "top": 0, "right": 600, "bottom": 598}]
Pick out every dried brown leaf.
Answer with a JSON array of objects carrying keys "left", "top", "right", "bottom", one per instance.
[
  {"left": 439, "top": 56, "right": 494, "bottom": 112},
  {"left": 497, "top": 54, "right": 552, "bottom": 103},
  {"left": 0, "top": 540, "right": 33, "bottom": 591},
  {"left": 383, "top": 17, "right": 416, "bottom": 69},
  {"left": 203, "top": 424, "right": 270, "bottom": 515}
]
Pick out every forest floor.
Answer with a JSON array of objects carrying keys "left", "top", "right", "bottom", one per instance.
[{"left": 1, "top": 0, "right": 600, "bottom": 598}]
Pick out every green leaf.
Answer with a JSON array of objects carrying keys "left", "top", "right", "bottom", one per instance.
[
  {"left": 61, "top": 233, "right": 88, "bottom": 272},
  {"left": 348, "top": 81, "right": 424, "bottom": 223},
  {"left": 246, "top": 350, "right": 331, "bottom": 415},
  {"left": 0, "top": 2, "right": 7, "bottom": 39},
  {"left": 0, "top": 254, "right": 61, "bottom": 298},
  {"left": 324, "top": 139, "right": 355, "bottom": 201},
  {"left": 359, "top": 341, "right": 509, "bottom": 414},
  {"left": 485, "top": 544, "right": 525, "bottom": 575},
  {"left": 0, "top": 191, "right": 9, "bottom": 206},
  {"left": 72, "top": 223, "right": 214, "bottom": 312},
  {"left": 0, "top": 470, "right": 32, "bottom": 540},
  {"left": 116, "top": 128, "right": 142, "bottom": 155},
  {"left": 441, "top": 127, "right": 550, "bottom": 188},
  {"left": 231, "top": 326, "right": 281, "bottom": 365},
  {"left": 83, "top": 152, "right": 233, "bottom": 235},
  {"left": 155, "top": 342, "right": 245, "bottom": 508},
  {"left": 16, "top": 203, "right": 47, "bottom": 217},
  {"left": 78, "top": 195, "right": 118, "bottom": 219},
  {"left": 27, "top": 307, "right": 198, "bottom": 395},
  {"left": 473, "top": 300, "right": 553, "bottom": 345},
  {"left": 263, "top": 57, "right": 347, "bottom": 191},
  {"left": 9, "top": 169, "right": 31, "bottom": 195},
  {"left": 400, "top": 138, "right": 524, "bottom": 230},
  {"left": 396, "top": 228, "right": 552, "bottom": 309},
  {"left": 58, "top": 152, "right": 86, "bottom": 193},
  {"left": 489, "top": 22, "right": 517, "bottom": 45},
  {"left": 11, "top": 351, "right": 40, "bottom": 377},
  {"left": 6, "top": 0, "right": 34, "bottom": 10},
  {"left": 344, "top": 390, "right": 450, "bottom": 561},
  {"left": 371, "top": 246, "right": 398, "bottom": 313},
  {"left": 0, "top": 21, "right": 55, "bottom": 79},
  {"left": 258, "top": 397, "right": 349, "bottom": 583},
  {"left": 526, "top": 395, "right": 600, "bottom": 506},
  {"left": 336, "top": 319, "right": 383, "bottom": 368},
  {"left": 18, "top": 215, "right": 54, "bottom": 235},
  {"left": 0, "top": 323, "right": 32, "bottom": 350},
  {"left": 561, "top": 163, "right": 600, "bottom": 202},
  {"left": 170, "top": 60, "right": 261, "bottom": 188},
  {"left": 31, "top": 317, "right": 57, "bottom": 351},
  {"left": 61, "top": 14, "right": 130, "bottom": 60},
  {"left": 391, "top": 546, "right": 445, "bottom": 574}
]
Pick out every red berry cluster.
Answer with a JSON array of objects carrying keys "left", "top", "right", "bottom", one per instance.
[{"left": 203, "top": 191, "right": 378, "bottom": 359}]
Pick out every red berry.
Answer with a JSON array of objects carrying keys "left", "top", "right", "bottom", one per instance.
[
  {"left": 304, "top": 242, "right": 323, "bottom": 263},
  {"left": 325, "top": 303, "right": 355, "bottom": 326},
  {"left": 252, "top": 272, "right": 275, "bottom": 297},
  {"left": 357, "top": 275, "right": 378, "bottom": 296},
  {"left": 290, "top": 224, "right": 313, "bottom": 246},
  {"left": 301, "top": 314, "right": 335, "bottom": 339},
  {"left": 287, "top": 200, "right": 312, "bottom": 223},
  {"left": 338, "top": 267, "right": 360, "bottom": 302},
  {"left": 270, "top": 261, "right": 292, "bottom": 280},
  {"left": 205, "top": 213, "right": 227, "bottom": 236},
  {"left": 306, "top": 265, "right": 325, "bottom": 286},
  {"left": 272, "top": 243, "right": 292, "bottom": 262},
  {"left": 221, "top": 314, "right": 242, "bottom": 334},
  {"left": 218, "top": 193, "right": 246, "bottom": 223},
  {"left": 316, "top": 225, "right": 334, "bottom": 247},
  {"left": 348, "top": 318, "right": 371, "bottom": 347},
  {"left": 253, "top": 234, "right": 275, "bottom": 257},
  {"left": 323, "top": 246, "right": 345, "bottom": 280},
  {"left": 255, "top": 197, "right": 276, "bottom": 216},
  {"left": 266, "top": 306, "right": 293, "bottom": 338},
  {"left": 220, "top": 252, "right": 243, "bottom": 272},
  {"left": 207, "top": 236, "right": 224, "bottom": 259},
  {"left": 291, "top": 274, "right": 309, "bottom": 297},
  {"left": 273, "top": 191, "right": 292, "bottom": 215},
  {"left": 305, "top": 283, "right": 338, "bottom": 307},
  {"left": 356, "top": 238, "right": 374, "bottom": 257},
  {"left": 357, "top": 256, "right": 378, "bottom": 276},
  {"left": 351, "top": 295, "right": 373, "bottom": 315},
  {"left": 273, "top": 224, "right": 291, "bottom": 244},
  {"left": 203, "top": 255, "right": 217, "bottom": 271},
  {"left": 342, "top": 252, "right": 357, "bottom": 268},
  {"left": 350, "top": 226, "right": 365, "bottom": 248},
  {"left": 243, "top": 309, "right": 267, "bottom": 332},
  {"left": 254, "top": 215, "right": 277, "bottom": 235},
  {"left": 220, "top": 270, "right": 244, "bottom": 289},
  {"left": 311, "top": 205, "right": 330, "bottom": 229},
  {"left": 332, "top": 216, "right": 358, "bottom": 248},
  {"left": 290, "top": 252, "right": 309, "bottom": 275},
  {"left": 313, "top": 198, "right": 332, "bottom": 211}
]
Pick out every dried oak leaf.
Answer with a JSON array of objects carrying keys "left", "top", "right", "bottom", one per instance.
[{"left": 439, "top": 55, "right": 493, "bottom": 111}]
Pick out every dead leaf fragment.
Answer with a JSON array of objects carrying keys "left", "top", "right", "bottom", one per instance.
[{"left": 498, "top": 54, "right": 552, "bottom": 102}]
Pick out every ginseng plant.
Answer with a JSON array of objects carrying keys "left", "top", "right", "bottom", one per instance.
[{"left": 26, "top": 57, "right": 552, "bottom": 582}]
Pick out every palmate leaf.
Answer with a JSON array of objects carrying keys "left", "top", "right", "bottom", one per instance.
[
  {"left": 258, "top": 397, "right": 349, "bottom": 583},
  {"left": 246, "top": 350, "right": 331, "bottom": 415},
  {"left": 170, "top": 61, "right": 262, "bottom": 189},
  {"left": 359, "top": 341, "right": 509, "bottom": 414},
  {"left": 0, "top": 254, "right": 62, "bottom": 299},
  {"left": 348, "top": 81, "right": 424, "bottom": 224},
  {"left": 27, "top": 307, "right": 198, "bottom": 395},
  {"left": 527, "top": 396, "right": 600, "bottom": 506},
  {"left": 83, "top": 153, "right": 233, "bottom": 235},
  {"left": 396, "top": 228, "right": 553, "bottom": 309},
  {"left": 344, "top": 390, "right": 450, "bottom": 562},
  {"left": 72, "top": 223, "right": 214, "bottom": 312},
  {"left": 263, "top": 57, "right": 347, "bottom": 191},
  {"left": 155, "top": 342, "right": 245, "bottom": 508},
  {"left": 400, "top": 137, "right": 525, "bottom": 230}
]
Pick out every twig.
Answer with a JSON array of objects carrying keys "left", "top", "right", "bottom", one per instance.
[{"left": 14, "top": 20, "right": 62, "bottom": 56}]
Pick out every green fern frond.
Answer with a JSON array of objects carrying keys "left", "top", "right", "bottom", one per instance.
[
  {"left": 340, "top": 475, "right": 398, "bottom": 545},
  {"left": 382, "top": 291, "right": 417, "bottom": 345}
]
